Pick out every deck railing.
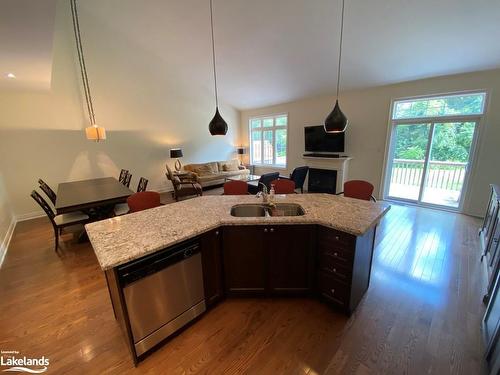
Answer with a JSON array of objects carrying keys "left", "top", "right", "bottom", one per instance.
[{"left": 391, "top": 159, "right": 467, "bottom": 191}]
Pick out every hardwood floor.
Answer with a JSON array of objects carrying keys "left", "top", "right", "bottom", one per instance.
[{"left": 0, "top": 201, "right": 487, "bottom": 374}]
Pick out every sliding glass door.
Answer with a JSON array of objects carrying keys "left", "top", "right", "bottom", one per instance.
[
  {"left": 384, "top": 92, "right": 486, "bottom": 210},
  {"left": 387, "top": 123, "right": 431, "bottom": 201},
  {"left": 421, "top": 122, "right": 476, "bottom": 207}
]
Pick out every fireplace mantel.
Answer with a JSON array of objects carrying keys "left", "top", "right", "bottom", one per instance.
[{"left": 302, "top": 156, "right": 352, "bottom": 193}]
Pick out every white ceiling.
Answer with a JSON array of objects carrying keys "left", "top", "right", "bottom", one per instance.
[
  {"left": 3, "top": 0, "right": 500, "bottom": 109},
  {"left": 0, "top": 0, "right": 57, "bottom": 90}
]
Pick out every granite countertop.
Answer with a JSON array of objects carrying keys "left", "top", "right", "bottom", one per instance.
[{"left": 85, "top": 194, "right": 390, "bottom": 271}]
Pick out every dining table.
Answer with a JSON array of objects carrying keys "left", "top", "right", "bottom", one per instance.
[{"left": 55, "top": 177, "right": 134, "bottom": 215}]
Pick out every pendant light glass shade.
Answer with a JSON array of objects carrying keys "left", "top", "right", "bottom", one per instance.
[
  {"left": 209, "top": 107, "right": 228, "bottom": 136},
  {"left": 324, "top": 100, "right": 348, "bottom": 133},
  {"left": 85, "top": 125, "right": 106, "bottom": 141}
]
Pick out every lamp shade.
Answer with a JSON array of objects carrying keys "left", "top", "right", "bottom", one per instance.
[
  {"left": 209, "top": 108, "right": 228, "bottom": 136},
  {"left": 85, "top": 125, "right": 106, "bottom": 141},
  {"left": 237, "top": 147, "right": 246, "bottom": 155},
  {"left": 170, "top": 148, "right": 183, "bottom": 158},
  {"left": 324, "top": 100, "right": 348, "bottom": 133}
]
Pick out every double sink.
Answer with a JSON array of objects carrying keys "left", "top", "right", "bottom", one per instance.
[{"left": 230, "top": 203, "right": 305, "bottom": 217}]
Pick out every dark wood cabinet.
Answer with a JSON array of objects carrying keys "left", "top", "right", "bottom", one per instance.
[
  {"left": 201, "top": 229, "right": 224, "bottom": 307},
  {"left": 268, "top": 225, "right": 315, "bottom": 295},
  {"left": 481, "top": 184, "right": 500, "bottom": 303},
  {"left": 223, "top": 226, "right": 267, "bottom": 296},
  {"left": 223, "top": 225, "right": 314, "bottom": 297},
  {"left": 316, "top": 225, "right": 376, "bottom": 313}
]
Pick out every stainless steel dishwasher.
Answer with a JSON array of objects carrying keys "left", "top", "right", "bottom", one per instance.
[{"left": 117, "top": 239, "right": 206, "bottom": 356}]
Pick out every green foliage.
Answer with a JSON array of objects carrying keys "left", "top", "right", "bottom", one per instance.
[
  {"left": 394, "top": 93, "right": 485, "bottom": 119},
  {"left": 394, "top": 122, "right": 474, "bottom": 163}
]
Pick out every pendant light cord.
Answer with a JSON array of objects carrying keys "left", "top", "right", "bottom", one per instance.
[
  {"left": 70, "top": 0, "right": 96, "bottom": 125},
  {"left": 210, "top": 0, "right": 219, "bottom": 108},
  {"left": 336, "top": 0, "right": 345, "bottom": 99}
]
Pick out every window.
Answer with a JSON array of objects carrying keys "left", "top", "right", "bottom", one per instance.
[
  {"left": 392, "top": 92, "right": 486, "bottom": 120},
  {"left": 249, "top": 114, "right": 287, "bottom": 167}
]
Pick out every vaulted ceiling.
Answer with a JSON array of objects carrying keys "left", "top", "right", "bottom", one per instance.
[
  {"left": 0, "top": 0, "right": 57, "bottom": 90},
  {"left": 2, "top": 0, "right": 500, "bottom": 109}
]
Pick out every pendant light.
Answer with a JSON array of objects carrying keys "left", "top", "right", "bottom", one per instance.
[
  {"left": 208, "top": 0, "right": 228, "bottom": 136},
  {"left": 324, "top": 0, "right": 348, "bottom": 133},
  {"left": 70, "top": 0, "right": 106, "bottom": 141}
]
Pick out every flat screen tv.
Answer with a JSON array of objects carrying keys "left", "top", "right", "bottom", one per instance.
[{"left": 304, "top": 125, "right": 345, "bottom": 153}]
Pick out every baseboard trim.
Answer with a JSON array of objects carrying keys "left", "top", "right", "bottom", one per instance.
[
  {"left": 0, "top": 218, "right": 16, "bottom": 268},
  {"left": 16, "top": 211, "right": 45, "bottom": 222}
]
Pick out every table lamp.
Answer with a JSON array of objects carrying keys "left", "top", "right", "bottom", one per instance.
[
  {"left": 170, "top": 148, "right": 183, "bottom": 172},
  {"left": 237, "top": 147, "right": 246, "bottom": 165}
]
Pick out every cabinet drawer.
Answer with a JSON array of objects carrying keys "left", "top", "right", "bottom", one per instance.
[
  {"left": 318, "top": 227, "right": 355, "bottom": 250},
  {"left": 317, "top": 271, "right": 350, "bottom": 307},
  {"left": 318, "top": 246, "right": 353, "bottom": 267},
  {"left": 318, "top": 260, "right": 352, "bottom": 283}
]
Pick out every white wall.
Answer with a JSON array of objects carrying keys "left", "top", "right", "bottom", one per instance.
[
  {"left": 240, "top": 69, "right": 500, "bottom": 217},
  {"left": 0, "top": 0, "right": 240, "bottom": 218},
  {"left": 0, "top": 171, "right": 15, "bottom": 266}
]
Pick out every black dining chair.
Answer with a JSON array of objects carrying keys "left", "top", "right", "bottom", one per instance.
[
  {"left": 38, "top": 179, "right": 57, "bottom": 205},
  {"left": 123, "top": 173, "right": 132, "bottom": 188},
  {"left": 288, "top": 166, "right": 309, "bottom": 193},
  {"left": 30, "top": 190, "right": 90, "bottom": 251},
  {"left": 119, "top": 169, "right": 129, "bottom": 184},
  {"left": 248, "top": 172, "right": 280, "bottom": 194},
  {"left": 137, "top": 177, "right": 148, "bottom": 192}
]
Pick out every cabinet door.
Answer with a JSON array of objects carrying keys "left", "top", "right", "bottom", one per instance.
[
  {"left": 268, "top": 225, "right": 315, "bottom": 295},
  {"left": 223, "top": 226, "right": 267, "bottom": 296},
  {"left": 201, "top": 229, "right": 224, "bottom": 308}
]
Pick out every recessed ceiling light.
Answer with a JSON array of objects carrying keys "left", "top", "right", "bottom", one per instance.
[{"left": 7, "top": 73, "right": 16, "bottom": 79}]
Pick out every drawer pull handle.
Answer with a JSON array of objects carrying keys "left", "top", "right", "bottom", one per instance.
[
  {"left": 215, "top": 231, "right": 219, "bottom": 236},
  {"left": 270, "top": 228, "right": 274, "bottom": 233},
  {"left": 335, "top": 236, "right": 340, "bottom": 241},
  {"left": 264, "top": 228, "right": 268, "bottom": 233},
  {"left": 333, "top": 252, "right": 338, "bottom": 257},
  {"left": 331, "top": 288, "right": 335, "bottom": 295},
  {"left": 332, "top": 268, "right": 337, "bottom": 273}
]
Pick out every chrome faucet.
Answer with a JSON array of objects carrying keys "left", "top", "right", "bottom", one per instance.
[{"left": 256, "top": 183, "right": 268, "bottom": 203}]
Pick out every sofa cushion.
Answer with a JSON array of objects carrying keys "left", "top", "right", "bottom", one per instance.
[
  {"left": 185, "top": 162, "right": 219, "bottom": 176},
  {"left": 219, "top": 159, "right": 240, "bottom": 172}
]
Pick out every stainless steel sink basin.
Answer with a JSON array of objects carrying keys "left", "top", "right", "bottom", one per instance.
[
  {"left": 230, "top": 203, "right": 305, "bottom": 217},
  {"left": 230, "top": 204, "right": 268, "bottom": 217},
  {"left": 270, "top": 203, "right": 305, "bottom": 217}
]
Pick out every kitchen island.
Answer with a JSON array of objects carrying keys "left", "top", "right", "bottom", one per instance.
[{"left": 86, "top": 194, "right": 389, "bottom": 364}]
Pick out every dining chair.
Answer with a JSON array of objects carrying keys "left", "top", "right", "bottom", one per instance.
[
  {"left": 137, "top": 177, "right": 149, "bottom": 193},
  {"left": 271, "top": 179, "right": 296, "bottom": 194},
  {"left": 248, "top": 172, "right": 280, "bottom": 194},
  {"left": 123, "top": 173, "right": 132, "bottom": 188},
  {"left": 118, "top": 169, "right": 129, "bottom": 184},
  {"left": 223, "top": 180, "right": 248, "bottom": 195},
  {"left": 30, "top": 190, "right": 90, "bottom": 251},
  {"left": 337, "top": 180, "right": 376, "bottom": 201},
  {"left": 127, "top": 191, "right": 162, "bottom": 213},
  {"left": 38, "top": 179, "right": 57, "bottom": 206}
]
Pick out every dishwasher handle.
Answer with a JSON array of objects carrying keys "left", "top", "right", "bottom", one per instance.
[{"left": 118, "top": 242, "right": 200, "bottom": 286}]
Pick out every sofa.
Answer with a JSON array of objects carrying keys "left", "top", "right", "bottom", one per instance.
[{"left": 183, "top": 159, "right": 250, "bottom": 188}]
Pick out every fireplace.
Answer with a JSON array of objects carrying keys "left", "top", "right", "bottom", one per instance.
[{"left": 308, "top": 168, "right": 337, "bottom": 194}]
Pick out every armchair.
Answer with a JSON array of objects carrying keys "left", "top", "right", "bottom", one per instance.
[{"left": 166, "top": 165, "right": 203, "bottom": 201}]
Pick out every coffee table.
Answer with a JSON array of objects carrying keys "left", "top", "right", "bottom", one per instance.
[{"left": 226, "top": 174, "right": 261, "bottom": 182}]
